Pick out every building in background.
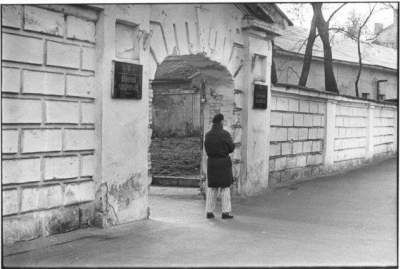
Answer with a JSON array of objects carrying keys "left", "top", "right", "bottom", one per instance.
[
  {"left": 373, "top": 8, "right": 398, "bottom": 49},
  {"left": 274, "top": 25, "right": 397, "bottom": 101}
]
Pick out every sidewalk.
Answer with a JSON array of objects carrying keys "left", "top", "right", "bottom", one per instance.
[{"left": 3, "top": 158, "right": 397, "bottom": 267}]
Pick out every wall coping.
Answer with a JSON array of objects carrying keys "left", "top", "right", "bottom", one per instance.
[
  {"left": 37, "top": 4, "right": 100, "bottom": 21},
  {"left": 272, "top": 83, "right": 398, "bottom": 109}
]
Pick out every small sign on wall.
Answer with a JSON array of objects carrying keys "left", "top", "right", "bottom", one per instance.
[
  {"left": 112, "top": 61, "right": 142, "bottom": 99},
  {"left": 253, "top": 83, "right": 268, "bottom": 109}
]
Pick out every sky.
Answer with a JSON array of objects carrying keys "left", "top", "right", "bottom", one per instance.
[{"left": 278, "top": 3, "right": 397, "bottom": 33}]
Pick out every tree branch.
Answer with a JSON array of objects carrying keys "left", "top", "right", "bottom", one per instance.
[
  {"left": 358, "top": 4, "right": 377, "bottom": 34},
  {"left": 327, "top": 3, "right": 347, "bottom": 23},
  {"left": 383, "top": 3, "right": 397, "bottom": 11}
]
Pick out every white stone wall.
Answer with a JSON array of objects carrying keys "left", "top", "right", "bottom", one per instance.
[
  {"left": 334, "top": 104, "right": 369, "bottom": 165},
  {"left": 2, "top": 5, "right": 98, "bottom": 244},
  {"left": 269, "top": 94, "right": 326, "bottom": 185},
  {"left": 270, "top": 85, "right": 397, "bottom": 187},
  {"left": 333, "top": 102, "right": 397, "bottom": 169},
  {"left": 372, "top": 106, "right": 397, "bottom": 155}
]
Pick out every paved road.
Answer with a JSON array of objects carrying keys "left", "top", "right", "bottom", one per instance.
[{"left": 4, "top": 158, "right": 397, "bottom": 267}]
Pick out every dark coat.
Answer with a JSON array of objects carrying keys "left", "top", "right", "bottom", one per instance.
[{"left": 204, "top": 123, "right": 235, "bottom": 188}]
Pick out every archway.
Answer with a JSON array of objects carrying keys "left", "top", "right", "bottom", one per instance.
[{"left": 149, "top": 54, "right": 236, "bottom": 219}]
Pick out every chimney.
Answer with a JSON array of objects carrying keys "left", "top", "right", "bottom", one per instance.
[
  {"left": 394, "top": 9, "right": 398, "bottom": 27},
  {"left": 374, "top": 23, "right": 383, "bottom": 35}
]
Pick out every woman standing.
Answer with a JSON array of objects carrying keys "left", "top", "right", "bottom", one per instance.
[{"left": 204, "top": 113, "right": 235, "bottom": 219}]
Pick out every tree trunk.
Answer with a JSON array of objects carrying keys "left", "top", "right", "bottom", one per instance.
[
  {"left": 312, "top": 3, "right": 339, "bottom": 93},
  {"left": 298, "top": 14, "right": 317, "bottom": 86},
  {"left": 354, "top": 34, "right": 361, "bottom": 97},
  {"left": 354, "top": 5, "right": 376, "bottom": 98},
  {"left": 271, "top": 46, "right": 278, "bottom": 84}
]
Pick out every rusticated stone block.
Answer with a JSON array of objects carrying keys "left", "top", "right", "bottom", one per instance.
[
  {"left": 282, "top": 113, "right": 293, "bottom": 126},
  {"left": 3, "top": 158, "right": 41, "bottom": 184},
  {"left": 274, "top": 157, "right": 287, "bottom": 171},
  {"left": 3, "top": 33, "right": 43, "bottom": 64},
  {"left": 64, "top": 181, "right": 95, "bottom": 205},
  {"left": 3, "top": 98, "right": 42, "bottom": 124},
  {"left": 294, "top": 114, "right": 303, "bottom": 126},
  {"left": 82, "top": 46, "right": 95, "bottom": 71},
  {"left": 67, "top": 15, "right": 95, "bottom": 42},
  {"left": 288, "top": 98, "right": 299, "bottom": 112},
  {"left": 81, "top": 154, "right": 95, "bottom": 176},
  {"left": 24, "top": 6, "right": 65, "bottom": 36},
  {"left": 299, "top": 100, "right": 309, "bottom": 113},
  {"left": 42, "top": 207, "right": 80, "bottom": 236},
  {"left": 44, "top": 156, "right": 79, "bottom": 180},
  {"left": 269, "top": 143, "right": 281, "bottom": 157},
  {"left": 22, "top": 129, "right": 62, "bottom": 153},
  {"left": 281, "top": 142, "right": 291, "bottom": 155},
  {"left": 276, "top": 97, "right": 289, "bottom": 111},
  {"left": 2, "top": 129, "right": 19, "bottom": 154},
  {"left": 23, "top": 70, "right": 65, "bottom": 96},
  {"left": 2, "top": 67, "right": 20, "bottom": 93},
  {"left": 21, "top": 187, "right": 40, "bottom": 212},
  {"left": 3, "top": 213, "right": 42, "bottom": 245},
  {"left": 288, "top": 128, "right": 298, "bottom": 140},
  {"left": 303, "top": 114, "right": 313, "bottom": 127},
  {"left": 45, "top": 101, "right": 79, "bottom": 124},
  {"left": 270, "top": 127, "right": 287, "bottom": 142},
  {"left": 2, "top": 5, "right": 22, "bottom": 28},
  {"left": 292, "top": 141, "right": 302, "bottom": 154},
  {"left": 47, "top": 41, "right": 80, "bottom": 69},
  {"left": 38, "top": 185, "right": 63, "bottom": 209},
  {"left": 3, "top": 189, "right": 19, "bottom": 215},
  {"left": 296, "top": 155, "right": 307, "bottom": 167},
  {"left": 271, "top": 111, "right": 282, "bottom": 126},
  {"left": 309, "top": 102, "right": 319, "bottom": 113}
]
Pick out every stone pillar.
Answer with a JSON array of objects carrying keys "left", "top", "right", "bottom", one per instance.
[
  {"left": 393, "top": 107, "right": 398, "bottom": 152},
  {"left": 94, "top": 5, "right": 152, "bottom": 227},
  {"left": 323, "top": 100, "right": 336, "bottom": 167},
  {"left": 365, "top": 104, "right": 375, "bottom": 160},
  {"left": 240, "top": 32, "right": 272, "bottom": 196}
]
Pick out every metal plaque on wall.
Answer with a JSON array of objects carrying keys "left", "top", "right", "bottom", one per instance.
[
  {"left": 253, "top": 83, "right": 268, "bottom": 109},
  {"left": 112, "top": 61, "right": 142, "bottom": 99}
]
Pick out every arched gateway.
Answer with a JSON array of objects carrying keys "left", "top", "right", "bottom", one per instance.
[
  {"left": 1, "top": 3, "right": 292, "bottom": 243},
  {"left": 93, "top": 3, "right": 290, "bottom": 226}
]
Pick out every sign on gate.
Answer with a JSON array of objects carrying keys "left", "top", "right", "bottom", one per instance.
[
  {"left": 253, "top": 83, "right": 268, "bottom": 109},
  {"left": 112, "top": 61, "right": 143, "bottom": 99}
]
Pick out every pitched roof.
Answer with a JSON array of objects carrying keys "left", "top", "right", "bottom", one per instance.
[
  {"left": 237, "top": 4, "right": 293, "bottom": 28},
  {"left": 274, "top": 25, "right": 397, "bottom": 70}
]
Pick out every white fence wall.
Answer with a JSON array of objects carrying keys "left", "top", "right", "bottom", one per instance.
[{"left": 270, "top": 84, "right": 397, "bottom": 187}]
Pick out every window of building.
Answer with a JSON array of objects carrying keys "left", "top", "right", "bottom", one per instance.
[{"left": 362, "top": 93, "right": 369, "bottom": 99}]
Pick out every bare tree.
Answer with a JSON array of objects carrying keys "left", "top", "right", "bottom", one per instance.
[
  {"left": 298, "top": 14, "right": 316, "bottom": 86},
  {"left": 298, "top": 3, "right": 346, "bottom": 92},
  {"left": 353, "top": 4, "right": 377, "bottom": 97}
]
